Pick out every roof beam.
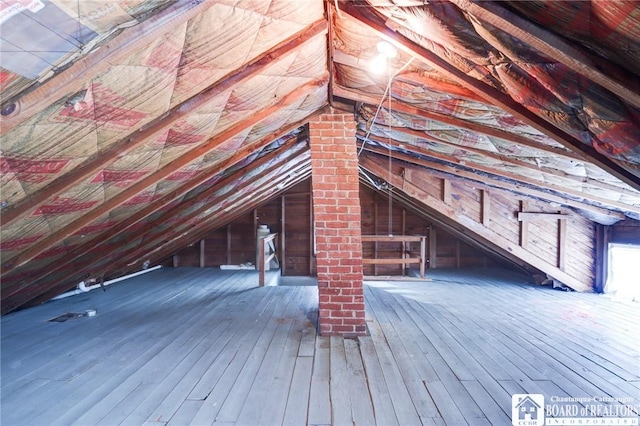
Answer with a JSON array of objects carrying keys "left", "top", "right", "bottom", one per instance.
[
  {"left": 10, "top": 155, "right": 311, "bottom": 311},
  {"left": 0, "top": 19, "right": 328, "bottom": 227},
  {"left": 358, "top": 142, "right": 627, "bottom": 222},
  {"left": 2, "top": 128, "right": 308, "bottom": 295},
  {"left": 1, "top": 77, "right": 327, "bottom": 273},
  {"left": 359, "top": 154, "right": 591, "bottom": 291},
  {"left": 450, "top": 0, "right": 640, "bottom": 109},
  {"left": 332, "top": 50, "right": 486, "bottom": 103},
  {"left": 334, "top": 85, "right": 584, "bottom": 162},
  {"left": 0, "top": 1, "right": 216, "bottom": 131},
  {"left": 384, "top": 126, "right": 640, "bottom": 197},
  {"left": 339, "top": 2, "right": 640, "bottom": 190}
]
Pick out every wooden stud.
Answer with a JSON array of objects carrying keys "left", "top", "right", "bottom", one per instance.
[
  {"left": 481, "top": 190, "right": 490, "bottom": 226},
  {"left": 558, "top": 217, "right": 567, "bottom": 270},
  {"left": 281, "top": 195, "right": 286, "bottom": 277},
  {"left": 420, "top": 236, "right": 426, "bottom": 278},
  {"left": 226, "top": 225, "right": 232, "bottom": 266},
  {"left": 429, "top": 226, "right": 437, "bottom": 269},
  {"left": 374, "top": 193, "right": 379, "bottom": 276},
  {"left": 309, "top": 194, "right": 314, "bottom": 276},
  {"left": 518, "top": 212, "right": 569, "bottom": 221},
  {"left": 442, "top": 179, "right": 452, "bottom": 205},
  {"left": 519, "top": 201, "right": 529, "bottom": 249},
  {"left": 254, "top": 208, "right": 259, "bottom": 268},
  {"left": 200, "top": 239, "right": 205, "bottom": 268},
  {"left": 402, "top": 208, "right": 406, "bottom": 275}
]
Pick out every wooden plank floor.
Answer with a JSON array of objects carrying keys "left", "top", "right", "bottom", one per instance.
[{"left": 2, "top": 267, "right": 639, "bottom": 425}]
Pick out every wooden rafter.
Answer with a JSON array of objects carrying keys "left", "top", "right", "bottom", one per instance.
[
  {"left": 0, "top": 19, "right": 328, "bottom": 227},
  {"left": 2, "top": 130, "right": 309, "bottom": 296},
  {"left": 339, "top": 2, "right": 640, "bottom": 190},
  {"left": 1, "top": 78, "right": 328, "bottom": 273},
  {"left": 359, "top": 154, "right": 591, "bottom": 291},
  {"left": 450, "top": 0, "right": 640, "bottom": 109},
  {"left": 378, "top": 127, "right": 640, "bottom": 197},
  {"left": 334, "top": 85, "right": 584, "bottom": 161},
  {"left": 11, "top": 156, "right": 312, "bottom": 311},
  {"left": 358, "top": 143, "right": 627, "bottom": 222},
  {"left": 332, "top": 50, "right": 486, "bottom": 104},
  {"left": 0, "top": 1, "right": 216, "bottom": 132}
]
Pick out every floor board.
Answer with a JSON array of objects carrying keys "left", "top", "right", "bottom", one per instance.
[{"left": 2, "top": 267, "right": 639, "bottom": 425}]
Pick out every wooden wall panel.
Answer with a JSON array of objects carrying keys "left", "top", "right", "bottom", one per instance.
[
  {"left": 565, "top": 215, "right": 596, "bottom": 284},
  {"left": 203, "top": 228, "right": 228, "bottom": 267},
  {"left": 359, "top": 185, "right": 499, "bottom": 275},
  {"left": 284, "top": 192, "right": 311, "bottom": 276},
  {"left": 612, "top": 220, "right": 640, "bottom": 244},
  {"left": 486, "top": 191, "right": 521, "bottom": 243},
  {"left": 449, "top": 181, "right": 482, "bottom": 223},
  {"left": 361, "top": 155, "right": 596, "bottom": 290},
  {"left": 174, "top": 244, "right": 200, "bottom": 267},
  {"left": 228, "top": 213, "right": 255, "bottom": 265}
]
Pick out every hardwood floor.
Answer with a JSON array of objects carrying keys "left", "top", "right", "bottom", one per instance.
[{"left": 2, "top": 267, "right": 639, "bottom": 425}]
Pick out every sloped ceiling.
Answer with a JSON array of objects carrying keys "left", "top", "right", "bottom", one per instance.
[{"left": 1, "top": 0, "right": 639, "bottom": 312}]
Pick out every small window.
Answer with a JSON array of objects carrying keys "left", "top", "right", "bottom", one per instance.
[{"left": 605, "top": 243, "right": 640, "bottom": 301}]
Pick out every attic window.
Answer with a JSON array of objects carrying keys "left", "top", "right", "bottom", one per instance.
[{"left": 605, "top": 243, "right": 640, "bottom": 301}]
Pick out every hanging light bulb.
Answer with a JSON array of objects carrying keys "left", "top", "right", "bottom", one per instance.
[
  {"left": 370, "top": 54, "right": 389, "bottom": 74},
  {"left": 370, "top": 41, "right": 398, "bottom": 74},
  {"left": 376, "top": 41, "right": 397, "bottom": 58}
]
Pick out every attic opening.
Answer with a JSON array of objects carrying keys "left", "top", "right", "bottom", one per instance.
[{"left": 605, "top": 243, "right": 640, "bottom": 301}]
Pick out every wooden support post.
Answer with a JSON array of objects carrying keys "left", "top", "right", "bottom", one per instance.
[
  {"left": 281, "top": 196, "right": 286, "bottom": 277},
  {"left": 519, "top": 200, "right": 528, "bottom": 249},
  {"left": 172, "top": 254, "right": 178, "bottom": 268},
  {"left": 420, "top": 236, "right": 426, "bottom": 278},
  {"left": 442, "top": 179, "right": 451, "bottom": 204},
  {"left": 558, "top": 217, "right": 567, "bottom": 270},
  {"left": 456, "top": 240, "right": 461, "bottom": 268},
  {"left": 429, "top": 226, "right": 437, "bottom": 269},
  {"left": 258, "top": 239, "right": 265, "bottom": 286},
  {"left": 402, "top": 208, "right": 406, "bottom": 275},
  {"left": 309, "top": 194, "right": 314, "bottom": 276},
  {"left": 481, "top": 190, "right": 490, "bottom": 226},
  {"left": 226, "top": 224, "right": 232, "bottom": 265},
  {"left": 374, "top": 194, "right": 379, "bottom": 276},
  {"left": 199, "top": 239, "right": 205, "bottom": 268}
]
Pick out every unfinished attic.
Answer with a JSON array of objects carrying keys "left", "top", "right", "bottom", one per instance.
[{"left": 1, "top": 0, "right": 639, "bottom": 425}]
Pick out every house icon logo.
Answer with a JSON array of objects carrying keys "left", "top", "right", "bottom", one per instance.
[{"left": 512, "top": 394, "right": 544, "bottom": 426}]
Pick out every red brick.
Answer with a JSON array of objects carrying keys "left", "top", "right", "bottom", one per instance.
[
  {"left": 343, "top": 318, "right": 366, "bottom": 325},
  {"left": 343, "top": 303, "right": 365, "bottom": 311}
]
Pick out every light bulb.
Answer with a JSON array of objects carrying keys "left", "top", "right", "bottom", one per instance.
[
  {"left": 376, "top": 41, "right": 397, "bottom": 58},
  {"left": 370, "top": 54, "right": 388, "bottom": 74}
]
